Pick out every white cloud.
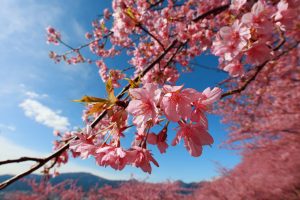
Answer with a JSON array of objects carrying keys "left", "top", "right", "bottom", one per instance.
[
  {"left": 72, "top": 20, "right": 86, "bottom": 42},
  {"left": 0, "top": 124, "right": 16, "bottom": 132},
  {"left": 19, "top": 99, "right": 70, "bottom": 131},
  {"left": 0, "top": 0, "right": 62, "bottom": 41},
  {"left": 24, "top": 91, "right": 48, "bottom": 99},
  {"left": 0, "top": 135, "right": 129, "bottom": 180}
]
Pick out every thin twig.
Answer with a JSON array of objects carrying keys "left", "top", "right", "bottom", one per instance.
[
  {"left": 58, "top": 32, "right": 113, "bottom": 57},
  {"left": 190, "top": 62, "right": 226, "bottom": 73},
  {"left": 0, "top": 137, "right": 76, "bottom": 190},
  {"left": 147, "top": 0, "right": 165, "bottom": 10},
  {"left": 0, "top": 157, "right": 43, "bottom": 165},
  {"left": 138, "top": 24, "right": 166, "bottom": 50},
  {"left": 193, "top": 4, "right": 230, "bottom": 22}
]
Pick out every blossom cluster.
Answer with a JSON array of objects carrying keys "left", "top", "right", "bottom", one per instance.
[
  {"left": 63, "top": 83, "right": 221, "bottom": 173},
  {"left": 46, "top": 26, "right": 61, "bottom": 45}
]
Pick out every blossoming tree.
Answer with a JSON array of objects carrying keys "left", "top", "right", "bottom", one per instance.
[{"left": 0, "top": 0, "right": 299, "bottom": 191}]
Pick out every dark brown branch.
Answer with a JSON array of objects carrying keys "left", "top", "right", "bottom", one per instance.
[
  {"left": 147, "top": 0, "right": 165, "bottom": 10},
  {"left": 42, "top": 157, "right": 59, "bottom": 174},
  {"left": 137, "top": 24, "right": 166, "bottom": 50},
  {"left": 0, "top": 137, "right": 75, "bottom": 190},
  {"left": 273, "top": 27, "right": 285, "bottom": 51},
  {"left": 0, "top": 157, "right": 43, "bottom": 165},
  {"left": 190, "top": 62, "right": 226, "bottom": 73},
  {"left": 221, "top": 60, "right": 268, "bottom": 98},
  {"left": 121, "top": 66, "right": 135, "bottom": 72},
  {"left": 193, "top": 4, "right": 230, "bottom": 22}
]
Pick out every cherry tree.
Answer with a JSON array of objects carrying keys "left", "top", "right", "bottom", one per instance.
[
  {"left": 192, "top": 135, "right": 300, "bottom": 199},
  {"left": 3, "top": 178, "right": 194, "bottom": 200},
  {"left": 0, "top": 0, "right": 299, "bottom": 192},
  {"left": 192, "top": 27, "right": 300, "bottom": 199},
  {"left": 3, "top": 178, "right": 84, "bottom": 200}
]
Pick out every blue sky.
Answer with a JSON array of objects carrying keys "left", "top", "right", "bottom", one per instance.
[{"left": 0, "top": 0, "right": 240, "bottom": 182}]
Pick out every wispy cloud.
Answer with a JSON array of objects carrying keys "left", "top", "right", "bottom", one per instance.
[
  {"left": 0, "top": 0, "right": 62, "bottom": 41},
  {"left": 72, "top": 19, "right": 87, "bottom": 43},
  {"left": 24, "top": 91, "right": 48, "bottom": 99},
  {"left": 19, "top": 99, "right": 70, "bottom": 131},
  {"left": 0, "top": 124, "right": 16, "bottom": 132}
]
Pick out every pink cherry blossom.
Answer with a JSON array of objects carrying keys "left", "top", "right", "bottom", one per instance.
[
  {"left": 95, "top": 146, "right": 127, "bottom": 170},
  {"left": 191, "top": 87, "right": 221, "bottom": 126},
  {"left": 127, "top": 83, "right": 161, "bottom": 129},
  {"left": 147, "top": 126, "right": 169, "bottom": 154},
  {"left": 274, "top": 0, "right": 298, "bottom": 31},
  {"left": 109, "top": 69, "right": 125, "bottom": 88},
  {"left": 241, "top": 1, "right": 273, "bottom": 41},
  {"left": 85, "top": 32, "right": 92, "bottom": 39},
  {"left": 230, "top": 0, "right": 247, "bottom": 10},
  {"left": 223, "top": 60, "right": 244, "bottom": 77},
  {"left": 69, "top": 132, "right": 98, "bottom": 159},
  {"left": 161, "top": 85, "right": 198, "bottom": 122},
  {"left": 96, "top": 60, "right": 109, "bottom": 82},
  {"left": 172, "top": 121, "right": 214, "bottom": 157},
  {"left": 246, "top": 42, "right": 272, "bottom": 65},
  {"left": 127, "top": 146, "right": 159, "bottom": 174},
  {"left": 46, "top": 26, "right": 61, "bottom": 45},
  {"left": 103, "top": 8, "right": 111, "bottom": 20},
  {"left": 212, "top": 20, "right": 250, "bottom": 61},
  {"left": 201, "top": 87, "right": 222, "bottom": 106}
]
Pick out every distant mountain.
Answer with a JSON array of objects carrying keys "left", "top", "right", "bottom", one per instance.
[
  {"left": 0, "top": 173, "right": 203, "bottom": 193},
  {"left": 0, "top": 172, "right": 125, "bottom": 192}
]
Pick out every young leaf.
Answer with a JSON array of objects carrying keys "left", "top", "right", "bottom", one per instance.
[
  {"left": 124, "top": 78, "right": 140, "bottom": 88},
  {"left": 125, "top": 7, "right": 136, "bottom": 21},
  {"left": 106, "top": 78, "right": 117, "bottom": 103},
  {"left": 73, "top": 96, "right": 110, "bottom": 103},
  {"left": 87, "top": 102, "right": 107, "bottom": 115}
]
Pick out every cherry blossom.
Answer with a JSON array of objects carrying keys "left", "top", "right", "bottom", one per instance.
[
  {"left": 223, "top": 60, "right": 244, "bottom": 77},
  {"left": 127, "top": 146, "right": 159, "bottom": 174},
  {"left": 172, "top": 121, "right": 214, "bottom": 157},
  {"left": 212, "top": 20, "right": 250, "bottom": 61},
  {"left": 147, "top": 125, "right": 169, "bottom": 154},
  {"left": 127, "top": 83, "right": 161, "bottom": 130},
  {"left": 96, "top": 146, "right": 128, "bottom": 170},
  {"left": 46, "top": 26, "right": 61, "bottom": 45},
  {"left": 161, "top": 85, "right": 198, "bottom": 122}
]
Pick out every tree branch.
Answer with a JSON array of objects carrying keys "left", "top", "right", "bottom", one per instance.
[
  {"left": 190, "top": 62, "right": 226, "bottom": 73},
  {"left": 57, "top": 31, "right": 113, "bottom": 57},
  {"left": 193, "top": 4, "right": 230, "bottom": 23},
  {"left": 0, "top": 137, "right": 75, "bottom": 190},
  {"left": 0, "top": 157, "right": 43, "bottom": 165},
  {"left": 221, "top": 42, "right": 298, "bottom": 99},
  {"left": 0, "top": 4, "right": 231, "bottom": 190},
  {"left": 137, "top": 24, "right": 166, "bottom": 50},
  {"left": 147, "top": 0, "right": 165, "bottom": 10}
]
